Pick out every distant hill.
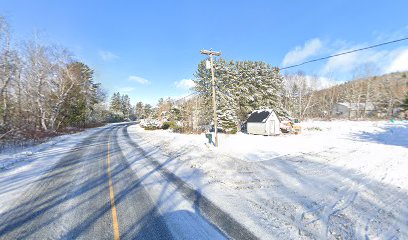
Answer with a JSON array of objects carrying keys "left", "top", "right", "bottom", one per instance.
[{"left": 307, "top": 71, "right": 408, "bottom": 119}]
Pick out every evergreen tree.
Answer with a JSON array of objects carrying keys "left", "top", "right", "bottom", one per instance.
[
  {"left": 193, "top": 58, "right": 214, "bottom": 126},
  {"left": 235, "top": 61, "right": 285, "bottom": 118},
  {"left": 170, "top": 106, "right": 181, "bottom": 121},
  {"left": 215, "top": 59, "right": 239, "bottom": 133},
  {"left": 402, "top": 92, "right": 408, "bottom": 110},
  {"left": 144, "top": 104, "right": 153, "bottom": 118},
  {"left": 193, "top": 58, "right": 285, "bottom": 133},
  {"left": 135, "top": 101, "right": 144, "bottom": 119},
  {"left": 59, "top": 62, "right": 103, "bottom": 128},
  {"left": 108, "top": 92, "right": 124, "bottom": 122},
  {"left": 110, "top": 92, "right": 122, "bottom": 113},
  {"left": 120, "top": 94, "right": 131, "bottom": 119},
  {"left": 194, "top": 58, "right": 239, "bottom": 133}
]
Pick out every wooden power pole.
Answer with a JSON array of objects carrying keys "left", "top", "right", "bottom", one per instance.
[{"left": 200, "top": 49, "right": 221, "bottom": 147}]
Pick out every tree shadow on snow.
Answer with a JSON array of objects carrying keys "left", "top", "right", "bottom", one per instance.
[
  {"left": 352, "top": 122, "right": 408, "bottom": 148},
  {"left": 250, "top": 154, "right": 408, "bottom": 239}
]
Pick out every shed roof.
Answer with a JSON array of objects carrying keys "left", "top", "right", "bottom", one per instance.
[{"left": 247, "top": 109, "right": 272, "bottom": 123}]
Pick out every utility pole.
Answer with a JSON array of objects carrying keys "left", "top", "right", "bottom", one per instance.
[{"left": 200, "top": 49, "right": 221, "bottom": 147}]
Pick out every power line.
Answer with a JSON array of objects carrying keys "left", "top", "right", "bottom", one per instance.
[
  {"left": 280, "top": 36, "right": 408, "bottom": 70},
  {"left": 198, "top": 37, "right": 408, "bottom": 89},
  {"left": 180, "top": 37, "right": 408, "bottom": 102}
]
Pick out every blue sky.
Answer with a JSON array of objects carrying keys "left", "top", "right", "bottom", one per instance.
[{"left": 2, "top": 1, "right": 408, "bottom": 104}]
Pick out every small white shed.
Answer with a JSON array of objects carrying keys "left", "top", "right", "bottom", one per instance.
[{"left": 246, "top": 109, "right": 281, "bottom": 136}]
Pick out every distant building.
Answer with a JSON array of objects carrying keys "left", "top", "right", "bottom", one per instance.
[
  {"left": 246, "top": 109, "right": 281, "bottom": 135},
  {"left": 332, "top": 102, "right": 376, "bottom": 119}
]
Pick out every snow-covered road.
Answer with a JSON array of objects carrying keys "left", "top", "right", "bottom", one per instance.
[{"left": 0, "top": 124, "right": 226, "bottom": 239}]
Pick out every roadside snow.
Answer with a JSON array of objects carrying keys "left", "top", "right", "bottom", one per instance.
[
  {"left": 1, "top": 136, "right": 67, "bottom": 170},
  {"left": 126, "top": 120, "right": 408, "bottom": 239},
  {"left": 116, "top": 129, "right": 227, "bottom": 239},
  {"left": 0, "top": 126, "right": 106, "bottom": 215}
]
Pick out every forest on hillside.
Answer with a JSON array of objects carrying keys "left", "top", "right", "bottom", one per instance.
[{"left": 284, "top": 70, "right": 408, "bottom": 120}]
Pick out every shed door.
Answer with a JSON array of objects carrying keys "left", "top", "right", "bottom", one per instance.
[
  {"left": 270, "top": 120, "right": 275, "bottom": 135},
  {"left": 266, "top": 120, "right": 275, "bottom": 135}
]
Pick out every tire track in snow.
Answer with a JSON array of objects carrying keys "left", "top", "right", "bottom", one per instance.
[{"left": 122, "top": 126, "right": 258, "bottom": 240}]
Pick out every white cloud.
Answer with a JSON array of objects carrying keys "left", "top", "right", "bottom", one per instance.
[
  {"left": 282, "top": 27, "right": 408, "bottom": 81},
  {"left": 319, "top": 44, "right": 408, "bottom": 79},
  {"left": 320, "top": 46, "right": 388, "bottom": 76},
  {"left": 128, "top": 75, "right": 151, "bottom": 85},
  {"left": 282, "top": 38, "right": 323, "bottom": 66},
  {"left": 99, "top": 50, "right": 119, "bottom": 61},
  {"left": 174, "top": 79, "right": 195, "bottom": 90},
  {"left": 320, "top": 50, "right": 359, "bottom": 74},
  {"left": 386, "top": 49, "right": 408, "bottom": 73}
]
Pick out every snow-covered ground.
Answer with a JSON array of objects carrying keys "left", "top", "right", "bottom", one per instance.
[
  {"left": 126, "top": 120, "right": 408, "bottom": 239},
  {"left": 1, "top": 121, "right": 407, "bottom": 239}
]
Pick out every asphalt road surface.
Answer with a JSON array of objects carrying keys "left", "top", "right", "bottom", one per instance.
[{"left": 0, "top": 124, "right": 225, "bottom": 239}]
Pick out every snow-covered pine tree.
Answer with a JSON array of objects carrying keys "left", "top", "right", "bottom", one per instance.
[
  {"left": 193, "top": 58, "right": 213, "bottom": 126},
  {"left": 193, "top": 58, "right": 239, "bottom": 133},
  {"left": 120, "top": 94, "right": 131, "bottom": 119},
  {"left": 257, "top": 64, "right": 286, "bottom": 116},
  {"left": 215, "top": 59, "right": 239, "bottom": 133},
  {"left": 135, "top": 101, "right": 144, "bottom": 119},
  {"left": 143, "top": 104, "right": 153, "bottom": 118},
  {"left": 194, "top": 58, "right": 286, "bottom": 132},
  {"left": 234, "top": 61, "right": 258, "bottom": 120},
  {"left": 234, "top": 61, "right": 286, "bottom": 120},
  {"left": 110, "top": 92, "right": 122, "bottom": 113}
]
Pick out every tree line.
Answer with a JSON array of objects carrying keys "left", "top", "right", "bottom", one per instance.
[
  {"left": 0, "top": 16, "right": 109, "bottom": 141},
  {"left": 102, "top": 64, "right": 408, "bottom": 134},
  {"left": 139, "top": 60, "right": 408, "bottom": 134}
]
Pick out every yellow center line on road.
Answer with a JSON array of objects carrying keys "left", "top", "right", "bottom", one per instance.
[{"left": 107, "top": 140, "right": 120, "bottom": 240}]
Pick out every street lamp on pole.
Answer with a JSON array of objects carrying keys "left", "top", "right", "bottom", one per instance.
[{"left": 200, "top": 49, "right": 221, "bottom": 147}]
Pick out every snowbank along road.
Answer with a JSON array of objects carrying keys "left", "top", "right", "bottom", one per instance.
[{"left": 0, "top": 123, "right": 229, "bottom": 239}]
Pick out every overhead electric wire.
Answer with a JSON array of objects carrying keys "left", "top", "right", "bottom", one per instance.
[
  {"left": 185, "top": 36, "right": 408, "bottom": 97},
  {"left": 280, "top": 36, "right": 408, "bottom": 70}
]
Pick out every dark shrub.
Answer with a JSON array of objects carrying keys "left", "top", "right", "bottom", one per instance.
[
  {"left": 144, "top": 126, "right": 159, "bottom": 130},
  {"left": 162, "top": 121, "right": 177, "bottom": 130}
]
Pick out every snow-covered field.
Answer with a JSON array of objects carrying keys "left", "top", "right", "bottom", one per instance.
[{"left": 126, "top": 120, "right": 408, "bottom": 239}]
